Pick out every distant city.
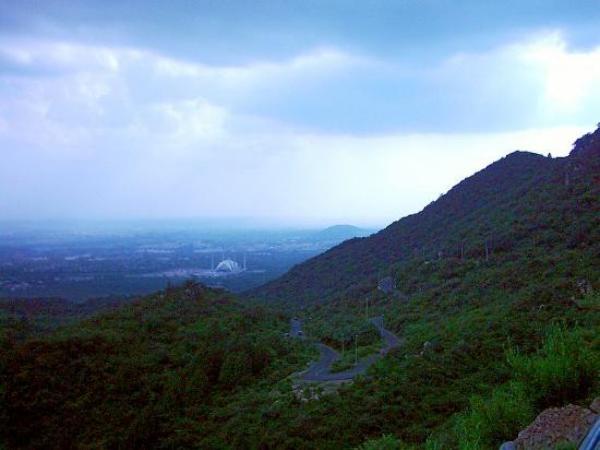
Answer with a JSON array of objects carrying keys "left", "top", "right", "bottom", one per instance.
[{"left": 0, "top": 222, "right": 375, "bottom": 301}]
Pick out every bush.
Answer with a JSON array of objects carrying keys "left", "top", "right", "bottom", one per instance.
[
  {"left": 554, "top": 443, "right": 578, "bottom": 450},
  {"left": 453, "top": 325, "right": 599, "bottom": 449},
  {"left": 507, "top": 324, "right": 599, "bottom": 409},
  {"left": 454, "top": 381, "right": 534, "bottom": 450}
]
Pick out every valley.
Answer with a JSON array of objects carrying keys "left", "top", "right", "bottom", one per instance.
[{"left": 0, "top": 223, "right": 374, "bottom": 300}]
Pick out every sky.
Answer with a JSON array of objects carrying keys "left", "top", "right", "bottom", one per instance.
[{"left": 1, "top": 0, "right": 599, "bottom": 227}]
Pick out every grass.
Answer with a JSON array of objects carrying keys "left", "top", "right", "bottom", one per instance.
[{"left": 454, "top": 381, "right": 534, "bottom": 450}]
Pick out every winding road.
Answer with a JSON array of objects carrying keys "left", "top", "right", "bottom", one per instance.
[
  {"left": 293, "top": 316, "right": 402, "bottom": 382},
  {"left": 369, "top": 316, "right": 401, "bottom": 354}
]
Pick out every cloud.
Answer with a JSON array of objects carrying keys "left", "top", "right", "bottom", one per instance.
[
  {"left": 374, "top": 30, "right": 600, "bottom": 133},
  {"left": 0, "top": 33, "right": 598, "bottom": 224},
  {"left": 516, "top": 32, "right": 600, "bottom": 113},
  {"left": 0, "top": 38, "right": 366, "bottom": 148},
  {"left": 1, "top": 32, "right": 599, "bottom": 141},
  {"left": 0, "top": 39, "right": 124, "bottom": 75}
]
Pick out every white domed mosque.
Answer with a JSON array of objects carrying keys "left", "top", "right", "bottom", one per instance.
[
  {"left": 212, "top": 254, "right": 247, "bottom": 275},
  {"left": 215, "top": 258, "right": 242, "bottom": 273}
]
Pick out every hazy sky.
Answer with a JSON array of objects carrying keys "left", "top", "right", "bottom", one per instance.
[{"left": 1, "top": 1, "right": 599, "bottom": 227}]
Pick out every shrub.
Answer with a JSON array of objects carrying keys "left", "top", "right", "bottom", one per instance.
[
  {"left": 453, "top": 325, "right": 599, "bottom": 449},
  {"left": 554, "top": 443, "right": 578, "bottom": 450},
  {"left": 507, "top": 324, "right": 599, "bottom": 409},
  {"left": 454, "top": 381, "right": 534, "bottom": 450}
]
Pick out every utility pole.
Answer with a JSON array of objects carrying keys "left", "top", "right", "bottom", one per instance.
[
  {"left": 365, "top": 297, "right": 369, "bottom": 318},
  {"left": 355, "top": 334, "right": 358, "bottom": 365}
]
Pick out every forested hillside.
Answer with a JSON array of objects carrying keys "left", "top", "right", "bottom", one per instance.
[
  {"left": 253, "top": 125, "right": 600, "bottom": 307},
  {"left": 241, "top": 125, "right": 600, "bottom": 448},
  {"left": 0, "top": 282, "right": 315, "bottom": 448}
]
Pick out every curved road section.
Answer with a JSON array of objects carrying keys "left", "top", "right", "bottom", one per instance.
[
  {"left": 292, "top": 316, "right": 402, "bottom": 382},
  {"left": 370, "top": 316, "right": 401, "bottom": 354}
]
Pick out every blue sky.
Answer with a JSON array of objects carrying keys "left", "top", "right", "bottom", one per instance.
[{"left": 1, "top": 1, "right": 599, "bottom": 226}]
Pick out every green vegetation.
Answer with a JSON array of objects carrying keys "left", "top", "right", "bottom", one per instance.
[
  {"left": 303, "top": 313, "right": 381, "bottom": 351},
  {"left": 1, "top": 282, "right": 316, "bottom": 448},
  {"left": 331, "top": 342, "right": 380, "bottom": 373},
  {"left": 554, "top": 443, "right": 578, "bottom": 450},
  {"left": 355, "top": 434, "right": 416, "bottom": 449},
  {"left": 576, "top": 291, "right": 600, "bottom": 309},
  {"left": 448, "top": 325, "right": 599, "bottom": 449},
  {"left": 507, "top": 325, "right": 599, "bottom": 410}
]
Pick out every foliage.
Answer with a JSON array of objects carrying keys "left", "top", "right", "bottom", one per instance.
[
  {"left": 576, "top": 291, "right": 600, "bottom": 309},
  {"left": 454, "top": 381, "right": 534, "bottom": 449},
  {"left": 1, "top": 284, "right": 315, "bottom": 449},
  {"left": 507, "top": 324, "right": 599, "bottom": 409},
  {"left": 331, "top": 342, "right": 380, "bottom": 373},
  {"left": 355, "top": 434, "right": 416, "bottom": 449},
  {"left": 554, "top": 443, "right": 578, "bottom": 450},
  {"left": 453, "top": 325, "right": 598, "bottom": 450}
]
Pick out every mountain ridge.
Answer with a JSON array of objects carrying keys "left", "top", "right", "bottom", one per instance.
[{"left": 251, "top": 128, "right": 600, "bottom": 306}]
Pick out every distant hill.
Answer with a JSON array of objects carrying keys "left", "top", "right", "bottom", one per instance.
[
  {"left": 252, "top": 125, "right": 600, "bottom": 306},
  {"left": 314, "top": 224, "right": 373, "bottom": 241}
]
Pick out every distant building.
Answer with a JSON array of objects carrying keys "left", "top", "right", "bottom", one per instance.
[{"left": 214, "top": 258, "right": 245, "bottom": 274}]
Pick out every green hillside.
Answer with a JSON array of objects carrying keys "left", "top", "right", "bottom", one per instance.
[
  {"left": 244, "top": 125, "right": 600, "bottom": 447},
  {"left": 252, "top": 126, "right": 600, "bottom": 308},
  {"left": 0, "top": 282, "right": 316, "bottom": 449}
]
